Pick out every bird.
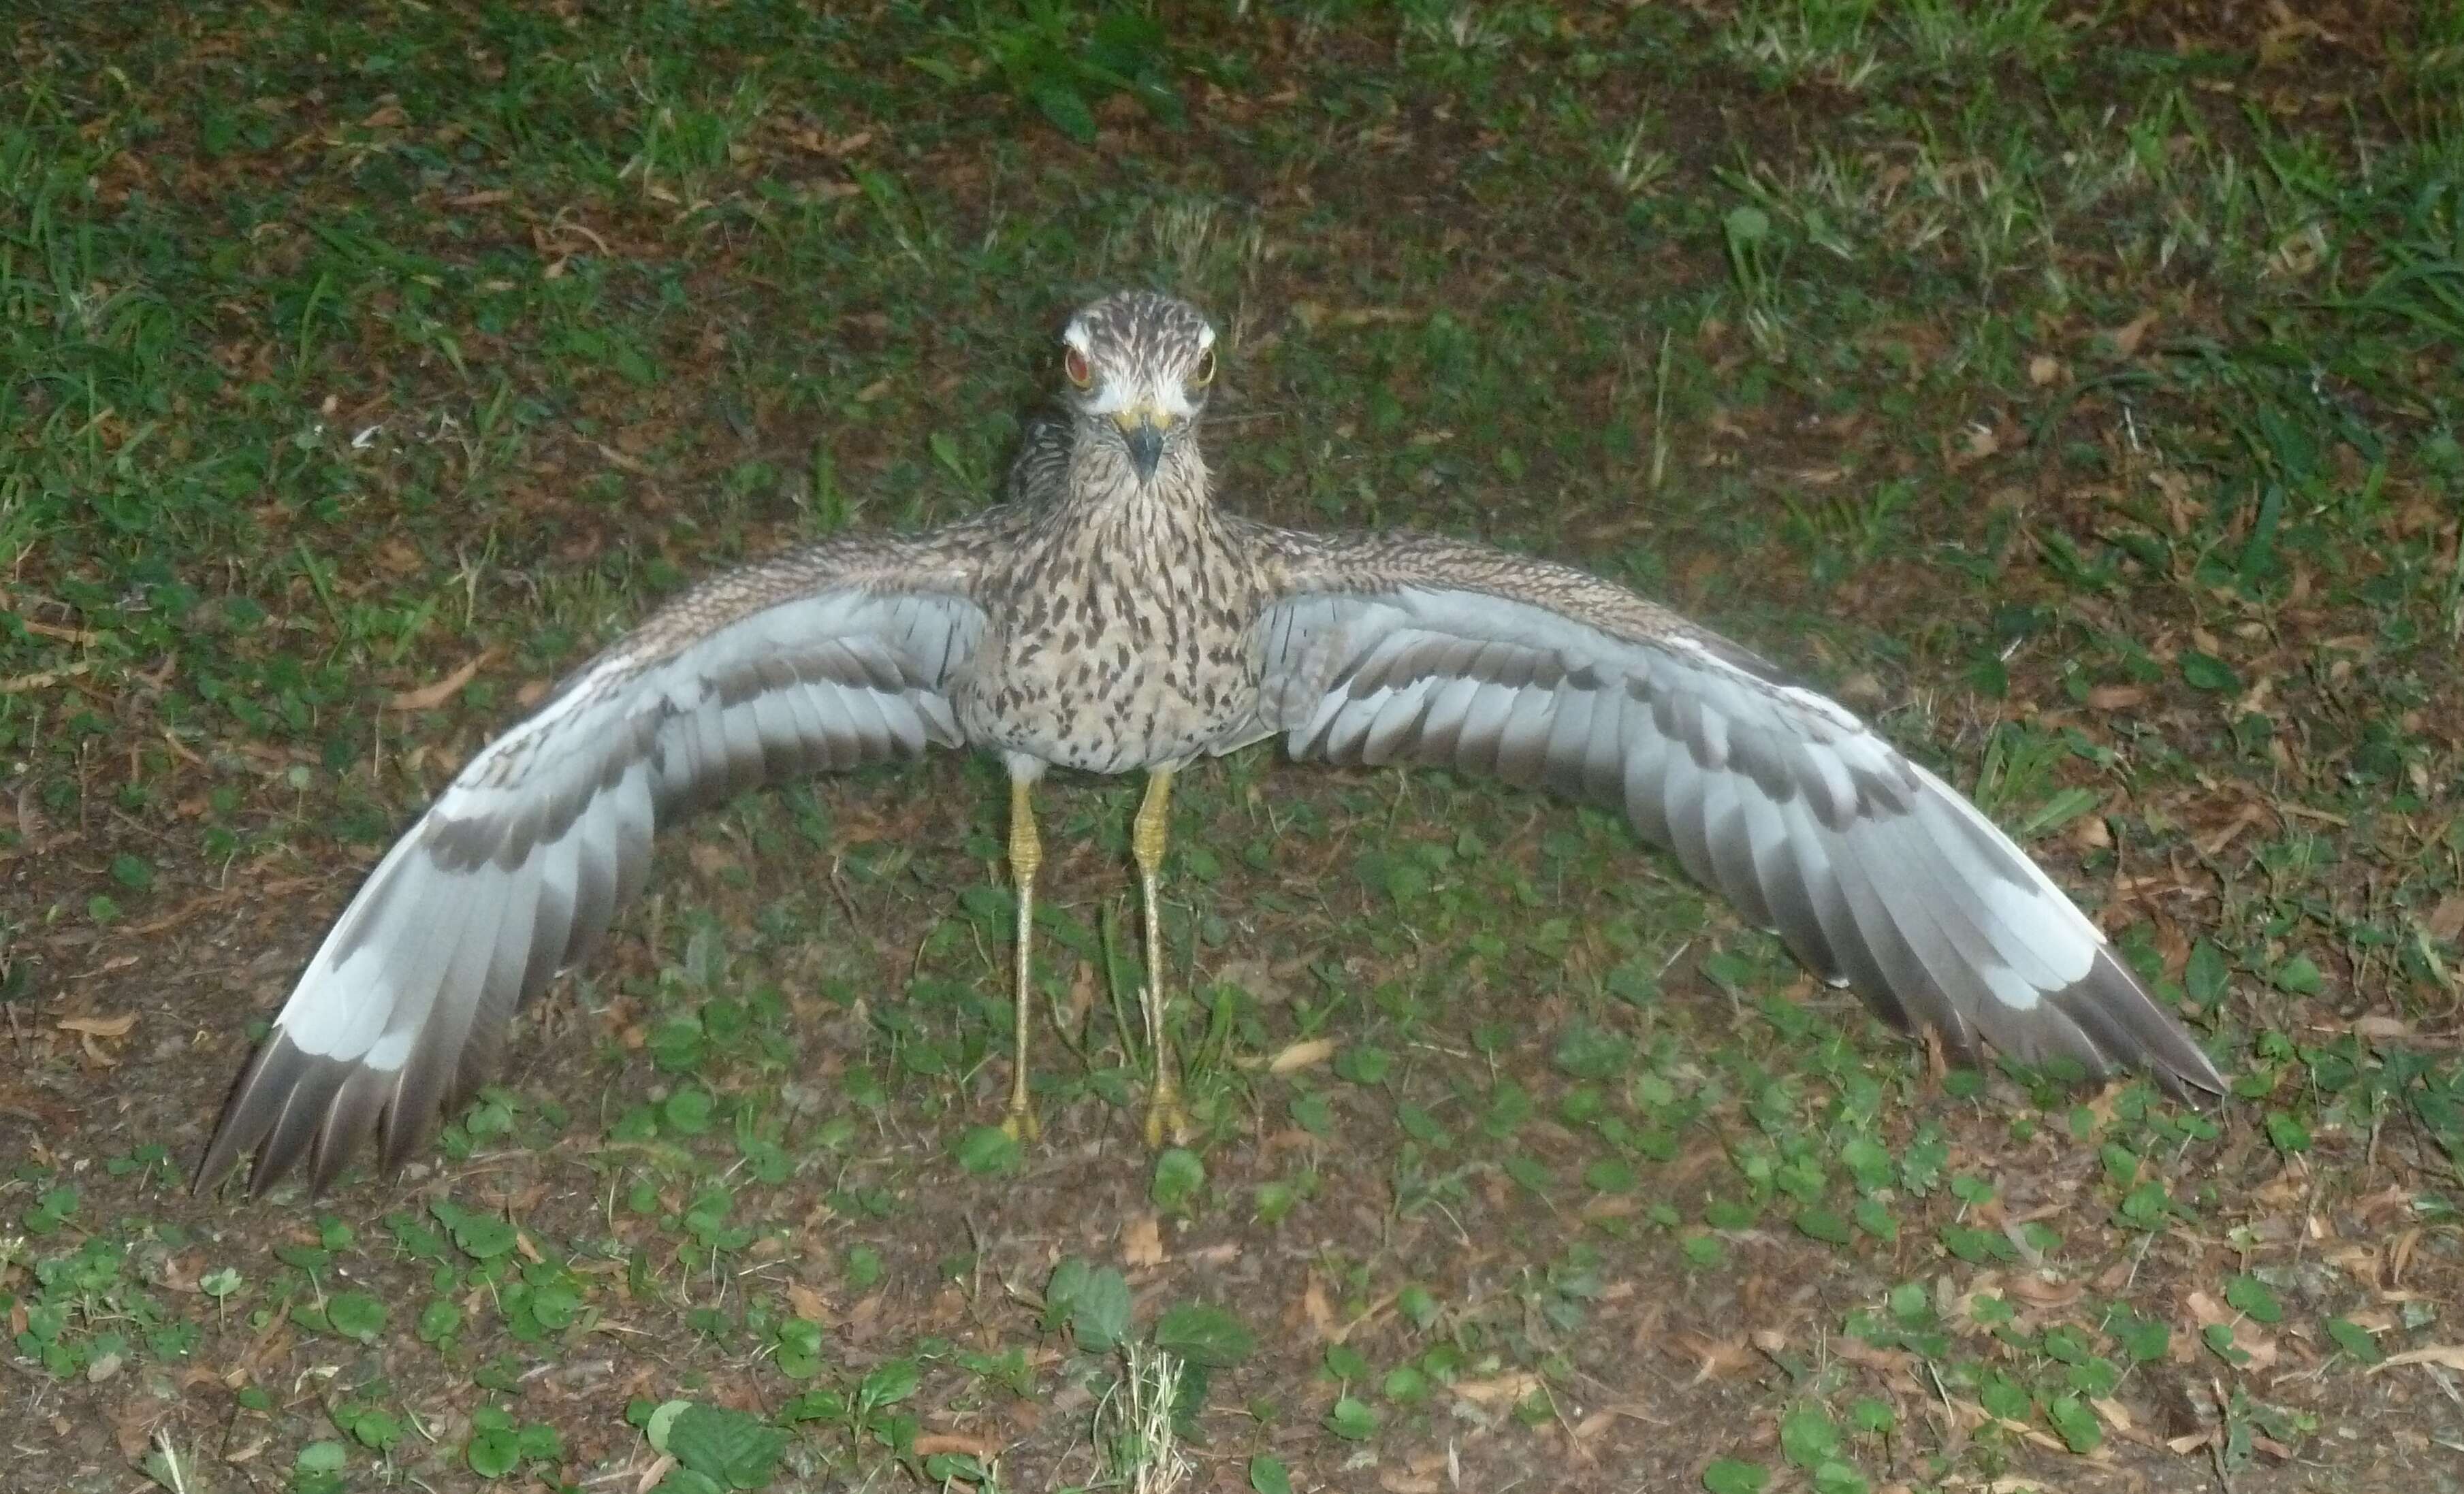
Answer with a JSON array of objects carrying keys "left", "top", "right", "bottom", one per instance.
[{"left": 196, "top": 289, "right": 2225, "bottom": 1196}]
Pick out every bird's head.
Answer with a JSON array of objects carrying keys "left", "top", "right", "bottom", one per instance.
[{"left": 1058, "top": 291, "right": 1217, "bottom": 486}]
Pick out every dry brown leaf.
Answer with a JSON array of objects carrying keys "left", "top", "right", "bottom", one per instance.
[
  {"left": 2004, "top": 1276, "right": 2081, "bottom": 1309},
  {"left": 786, "top": 1282, "right": 831, "bottom": 1324},
  {"left": 1301, "top": 1276, "right": 1335, "bottom": 1339},
  {"left": 0, "top": 661, "right": 92, "bottom": 693},
  {"left": 157, "top": 1253, "right": 205, "bottom": 1293},
  {"left": 372, "top": 536, "right": 423, "bottom": 576},
  {"left": 2371, "top": 1344, "right": 2464, "bottom": 1374},
  {"left": 1121, "top": 1214, "right": 1167, "bottom": 1268},
  {"left": 1451, "top": 1371, "right": 1541, "bottom": 1406},
  {"left": 594, "top": 441, "right": 654, "bottom": 476},
  {"left": 2105, "top": 311, "right": 2159, "bottom": 356},
  {"left": 844, "top": 1290, "right": 883, "bottom": 1342},
  {"left": 57, "top": 1013, "right": 137, "bottom": 1039},
  {"left": 114, "top": 1399, "right": 158, "bottom": 1460},
  {"left": 1672, "top": 1331, "right": 1756, "bottom": 1382},
  {"left": 1266, "top": 1037, "right": 1335, "bottom": 1073},
  {"left": 389, "top": 647, "right": 500, "bottom": 711},
  {"left": 1833, "top": 1337, "right": 1916, "bottom": 1376},
  {"left": 912, "top": 1432, "right": 999, "bottom": 1459},
  {"left": 2391, "top": 1227, "right": 2421, "bottom": 1285}
]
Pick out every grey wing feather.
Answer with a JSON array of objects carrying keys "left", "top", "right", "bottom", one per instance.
[
  {"left": 1252, "top": 535, "right": 2224, "bottom": 1102},
  {"left": 198, "top": 546, "right": 989, "bottom": 1196}
]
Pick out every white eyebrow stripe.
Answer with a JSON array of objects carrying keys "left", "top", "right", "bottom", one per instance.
[{"left": 1086, "top": 376, "right": 1196, "bottom": 420}]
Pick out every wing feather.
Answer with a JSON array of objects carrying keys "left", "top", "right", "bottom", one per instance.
[
  {"left": 1453, "top": 680, "right": 1516, "bottom": 778},
  {"left": 1702, "top": 762, "right": 1774, "bottom": 932},
  {"left": 1538, "top": 677, "right": 1598, "bottom": 800},
  {"left": 1752, "top": 790, "right": 1843, "bottom": 984},
  {"left": 198, "top": 558, "right": 989, "bottom": 1196},
  {"left": 1415, "top": 676, "right": 1483, "bottom": 765},
  {"left": 1620, "top": 700, "right": 1675, "bottom": 847},
  {"left": 1362, "top": 678, "right": 1441, "bottom": 766},
  {"left": 1493, "top": 687, "right": 1553, "bottom": 787},
  {"left": 1253, "top": 537, "right": 2223, "bottom": 1101},
  {"left": 1657, "top": 738, "right": 1721, "bottom": 890}
]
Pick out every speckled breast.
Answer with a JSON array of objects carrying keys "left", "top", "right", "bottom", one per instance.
[{"left": 955, "top": 505, "right": 1269, "bottom": 775}]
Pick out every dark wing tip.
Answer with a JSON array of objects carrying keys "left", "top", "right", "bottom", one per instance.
[
  {"left": 193, "top": 1035, "right": 377, "bottom": 1199},
  {"left": 2055, "top": 946, "right": 2228, "bottom": 1102},
  {"left": 1955, "top": 945, "right": 2225, "bottom": 1105},
  {"left": 194, "top": 1032, "right": 285, "bottom": 1195}
]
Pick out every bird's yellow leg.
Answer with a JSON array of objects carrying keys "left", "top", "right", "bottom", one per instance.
[
  {"left": 1134, "top": 768, "right": 1187, "bottom": 1147},
  {"left": 1003, "top": 775, "right": 1042, "bottom": 1141}
]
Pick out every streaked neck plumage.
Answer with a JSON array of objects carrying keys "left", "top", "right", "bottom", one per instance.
[{"left": 1049, "top": 417, "right": 1219, "bottom": 537}]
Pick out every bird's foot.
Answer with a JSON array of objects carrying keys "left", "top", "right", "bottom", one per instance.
[
  {"left": 1142, "top": 1087, "right": 1189, "bottom": 1150},
  {"left": 1001, "top": 1101, "right": 1041, "bottom": 1143}
]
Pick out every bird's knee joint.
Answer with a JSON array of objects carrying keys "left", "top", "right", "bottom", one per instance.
[{"left": 1132, "top": 810, "right": 1168, "bottom": 872}]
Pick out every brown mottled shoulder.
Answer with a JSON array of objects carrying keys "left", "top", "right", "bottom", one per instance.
[
  {"left": 612, "top": 513, "right": 1010, "bottom": 670},
  {"left": 1244, "top": 525, "right": 1804, "bottom": 688}
]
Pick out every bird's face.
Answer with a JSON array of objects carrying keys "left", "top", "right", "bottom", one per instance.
[{"left": 1059, "top": 291, "right": 1217, "bottom": 485}]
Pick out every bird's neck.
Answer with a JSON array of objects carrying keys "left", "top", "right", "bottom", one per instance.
[{"left": 1061, "top": 440, "right": 1220, "bottom": 531}]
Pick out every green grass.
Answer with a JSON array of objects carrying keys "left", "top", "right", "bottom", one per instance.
[{"left": 5, "top": 2, "right": 2464, "bottom": 1492}]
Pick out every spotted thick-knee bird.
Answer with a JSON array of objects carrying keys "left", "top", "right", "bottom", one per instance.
[{"left": 198, "top": 289, "right": 2224, "bottom": 1195}]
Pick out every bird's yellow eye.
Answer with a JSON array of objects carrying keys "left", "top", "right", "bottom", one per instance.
[
  {"left": 1063, "top": 346, "right": 1093, "bottom": 387},
  {"left": 1189, "top": 347, "right": 1216, "bottom": 387}
]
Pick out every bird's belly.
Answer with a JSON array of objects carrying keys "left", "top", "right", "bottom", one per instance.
[{"left": 957, "top": 641, "right": 1258, "bottom": 775}]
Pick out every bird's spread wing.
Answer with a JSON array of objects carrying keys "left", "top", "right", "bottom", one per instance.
[
  {"left": 1249, "top": 531, "right": 2223, "bottom": 1100},
  {"left": 199, "top": 537, "right": 991, "bottom": 1195}
]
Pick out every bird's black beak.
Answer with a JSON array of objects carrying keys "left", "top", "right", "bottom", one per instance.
[{"left": 1115, "top": 409, "right": 1168, "bottom": 482}]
